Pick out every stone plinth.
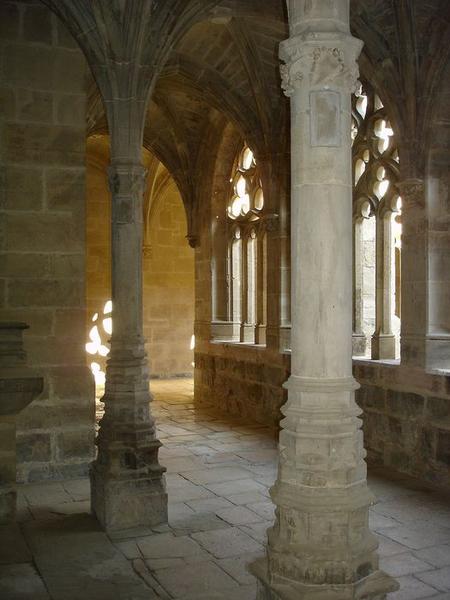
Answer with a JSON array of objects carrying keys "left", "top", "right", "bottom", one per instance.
[{"left": 0, "top": 322, "right": 43, "bottom": 523}]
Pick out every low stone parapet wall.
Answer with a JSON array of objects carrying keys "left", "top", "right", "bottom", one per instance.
[{"left": 354, "top": 359, "right": 450, "bottom": 491}]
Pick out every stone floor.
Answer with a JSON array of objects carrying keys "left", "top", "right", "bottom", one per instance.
[{"left": 1, "top": 378, "right": 450, "bottom": 599}]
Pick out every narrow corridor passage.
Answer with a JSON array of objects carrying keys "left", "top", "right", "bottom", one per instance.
[{"left": 2, "top": 379, "right": 450, "bottom": 600}]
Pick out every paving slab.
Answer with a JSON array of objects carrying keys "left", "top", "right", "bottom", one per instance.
[
  {"left": 192, "top": 526, "right": 263, "bottom": 558},
  {"left": 154, "top": 560, "right": 239, "bottom": 598},
  {"left": 0, "top": 524, "right": 32, "bottom": 565},
  {"left": 22, "top": 513, "right": 158, "bottom": 600},
  {"left": 137, "top": 531, "right": 210, "bottom": 562},
  {"left": 0, "top": 563, "right": 50, "bottom": 600}
]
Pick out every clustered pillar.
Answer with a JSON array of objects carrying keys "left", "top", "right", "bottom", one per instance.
[
  {"left": 251, "top": 1, "right": 398, "bottom": 598},
  {"left": 90, "top": 162, "right": 167, "bottom": 532}
]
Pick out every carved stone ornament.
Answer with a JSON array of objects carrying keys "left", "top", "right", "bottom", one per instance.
[
  {"left": 107, "top": 164, "right": 147, "bottom": 197},
  {"left": 396, "top": 178, "right": 425, "bottom": 209},
  {"left": 142, "top": 244, "right": 152, "bottom": 259},
  {"left": 280, "top": 42, "right": 361, "bottom": 97},
  {"left": 186, "top": 233, "right": 199, "bottom": 249}
]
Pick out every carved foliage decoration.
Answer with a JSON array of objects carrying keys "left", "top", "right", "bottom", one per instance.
[{"left": 280, "top": 42, "right": 361, "bottom": 97}]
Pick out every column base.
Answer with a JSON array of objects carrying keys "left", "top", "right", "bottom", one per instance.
[
  {"left": 371, "top": 333, "right": 396, "bottom": 360},
  {"left": 251, "top": 557, "right": 398, "bottom": 600},
  {"left": 0, "top": 484, "right": 16, "bottom": 524},
  {"left": 90, "top": 465, "right": 167, "bottom": 532}
]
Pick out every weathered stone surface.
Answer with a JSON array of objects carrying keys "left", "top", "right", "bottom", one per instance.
[
  {"left": 16, "top": 90, "right": 53, "bottom": 123},
  {"left": 56, "top": 429, "right": 94, "bottom": 460},
  {"left": 46, "top": 168, "right": 85, "bottom": 211},
  {"left": 23, "top": 513, "right": 159, "bottom": 600},
  {"left": 56, "top": 94, "right": 86, "bottom": 126},
  {"left": 386, "top": 390, "right": 425, "bottom": 418},
  {"left": 5, "top": 123, "right": 85, "bottom": 166},
  {"left": 5, "top": 213, "right": 83, "bottom": 253},
  {"left": 3, "top": 166, "right": 43, "bottom": 211},
  {"left": 0, "top": 563, "right": 50, "bottom": 600},
  {"left": 0, "top": 3, "right": 20, "bottom": 41},
  {"left": 9, "top": 280, "right": 83, "bottom": 308},
  {"left": 22, "top": 5, "right": 53, "bottom": 45},
  {"left": 16, "top": 433, "right": 51, "bottom": 463}
]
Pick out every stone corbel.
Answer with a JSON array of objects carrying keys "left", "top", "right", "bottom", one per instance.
[{"left": 186, "top": 233, "right": 199, "bottom": 249}]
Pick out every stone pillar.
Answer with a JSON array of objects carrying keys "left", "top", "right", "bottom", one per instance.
[
  {"left": 250, "top": 1, "right": 398, "bottom": 598},
  {"left": 371, "top": 211, "right": 396, "bottom": 359},
  {"left": 353, "top": 219, "right": 367, "bottom": 356},
  {"left": 397, "top": 179, "right": 427, "bottom": 368},
  {"left": 0, "top": 323, "right": 43, "bottom": 523},
  {"left": 90, "top": 162, "right": 167, "bottom": 532}
]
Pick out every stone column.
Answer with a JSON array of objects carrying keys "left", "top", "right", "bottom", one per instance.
[
  {"left": 255, "top": 231, "right": 267, "bottom": 345},
  {"left": 250, "top": 1, "right": 398, "bottom": 598},
  {"left": 371, "top": 211, "right": 396, "bottom": 359},
  {"left": 240, "top": 236, "right": 254, "bottom": 343},
  {"left": 90, "top": 162, "right": 167, "bottom": 532},
  {"left": 353, "top": 219, "right": 367, "bottom": 356},
  {"left": 397, "top": 179, "right": 427, "bottom": 368}
]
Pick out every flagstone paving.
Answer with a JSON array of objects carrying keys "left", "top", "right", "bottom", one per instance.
[{"left": 1, "top": 378, "right": 450, "bottom": 599}]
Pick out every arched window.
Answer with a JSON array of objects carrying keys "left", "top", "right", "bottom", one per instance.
[
  {"left": 226, "top": 145, "right": 267, "bottom": 344},
  {"left": 352, "top": 82, "right": 401, "bottom": 359}
]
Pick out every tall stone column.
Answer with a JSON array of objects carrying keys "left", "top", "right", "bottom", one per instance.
[
  {"left": 371, "top": 211, "right": 396, "bottom": 359},
  {"left": 397, "top": 179, "right": 428, "bottom": 368},
  {"left": 90, "top": 162, "right": 167, "bottom": 532},
  {"left": 250, "top": 1, "right": 398, "bottom": 598}
]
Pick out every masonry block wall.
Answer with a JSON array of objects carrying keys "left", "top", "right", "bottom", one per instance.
[
  {"left": 195, "top": 347, "right": 289, "bottom": 427},
  {"left": 85, "top": 137, "right": 111, "bottom": 323},
  {"left": 0, "top": 0, "right": 94, "bottom": 482},
  {"left": 143, "top": 180, "right": 195, "bottom": 377},
  {"left": 354, "top": 361, "right": 450, "bottom": 491}
]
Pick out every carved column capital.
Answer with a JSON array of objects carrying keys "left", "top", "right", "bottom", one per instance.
[
  {"left": 107, "top": 163, "right": 147, "bottom": 197},
  {"left": 107, "top": 163, "right": 147, "bottom": 225},
  {"left": 279, "top": 36, "right": 362, "bottom": 97},
  {"left": 396, "top": 178, "right": 425, "bottom": 209}
]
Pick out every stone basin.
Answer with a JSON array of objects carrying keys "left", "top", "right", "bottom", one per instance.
[
  {"left": 0, "top": 377, "right": 44, "bottom": 416},
  {"left": 0, "top": 321, "right": 44, "bottom": 523},
  {"left": 0, "top": 322, "right": 43, "bottom": 416}
]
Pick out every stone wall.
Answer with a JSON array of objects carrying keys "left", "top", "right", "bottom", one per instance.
[
  {"left": 195, "top": 346, "right": 289, "bottom": 427},
  {"left": 354, "top": 360, "right": 450, "bottom": 491},
  {"left": 143, "top": 178, "right": 195, "bottom": 377},
  {"left": 0, "top": 0, "right": 94, "bottom": 482},
  {"left": 85, "top": 137, "right": 111, "bottom": 323}
]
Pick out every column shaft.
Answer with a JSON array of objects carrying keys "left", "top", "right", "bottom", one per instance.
[
  {"left": 251, "top": 1, "right": 398, "bottom": 598},
  {"left": 352, "top": 219, "right": 367, "bottom": 356},
  {"left": 372, "top": 213, "right": 396, "bottom": 359}
]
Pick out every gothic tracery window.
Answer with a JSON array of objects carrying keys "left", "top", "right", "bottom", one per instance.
[
  {"left": 226, "top": 145, "right": 267, "bottom": 344},
  {"left": 352, "top": 81, "right": 401, "bottom": 359}
]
